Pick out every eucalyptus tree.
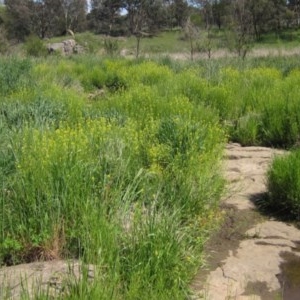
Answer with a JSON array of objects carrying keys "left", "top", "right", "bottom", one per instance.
[
  {"left": 28, "top": 0, "right": 62, "bottom": 38},
  {"left": 89, "top": 0, "right": 125, "bottom": 34},
  {"left": 168, "top": 0, "right": 189, "bottom": 27},
  {"left": 123, "top": 0, "right": 168, "bottom": 56},
  {"left": 269, "top": 0, "right": 288, "bottom": 32},
  {"left": 245, "top": 0, "right": 273, "bottom": 40},
  {"left": 5, "top": 0, "right": 87, "bottom": 39},
  {"left": 288, "top": 0, "right": 300, "bottom": 27},
  {"left": 59, "top": 0, "right": 87, "bottom": 34},
  {"left": 225, "top": 0, "right": 254, "bottom": 58},
  {"left": 4, "top": 0, "right": 31, "bottom": 40}
]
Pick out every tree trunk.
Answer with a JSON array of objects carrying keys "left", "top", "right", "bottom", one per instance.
[{"left": 136, "top": 35, "right": 141, "bottom": 58}]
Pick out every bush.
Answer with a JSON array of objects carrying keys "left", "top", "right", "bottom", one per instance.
[
  {"left": 0, "top": 27, "right": 9, "bottom": 55},
  {"left": 104, "top": 38, "right": 119, "bottom": 56},
  {"left": 75, "top": 32, "right": 102, "bottom": 54},
  {"left": 24, "top": 35, "right": 47, "bottom": 57},
  {"left": 266, "top": 150, "right": 300, "bottom": 220},
  {"left": 0, "top": 57, "right": 31, "bottom": 95}
]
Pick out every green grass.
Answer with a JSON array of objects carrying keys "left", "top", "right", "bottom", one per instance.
[
  {"left": 13, "top": 27, "right": 300, "bottom": 60},
  {"left": 121, "top": 30, "right": 190, "bottom": 54},
  {"left": 266, "top": 150, "right": 300, "bottom": 220},
  {"left": 0, "top": 56, "right": 225, "bottom": 299},
  {"left": 255, "top": 28, "right": 300, "bottom": 48},
  {"left": 2, "top": 53, "right": 300, "bottom": 298}
]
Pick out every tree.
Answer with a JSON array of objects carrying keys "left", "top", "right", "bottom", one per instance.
[
  {"left": 5, "top": 0, "right": 31, "bottom": 40},
  {"left": 89, "top": 0, "right": 124, "bottom": 35},
  {"left": 184, "top": 16, "right": 199, "bottom": 60},
  {"left": 59, "top": 0, "right": 87, "bottom": 34},
  {"left": 172, "top": 0, "right": 189, "bottom": 27},
  {"left": 193, "top": 0, "right": 214, "bottom": 29},
  {"left": 226, "top": 0, "right": 254, "bottom": 59},
  {"left": 28, "top": 0, "right": 62, "bottom": 38},
  {"left": 212, "top": 0, "right": 231, "bottom": 29},
  {"left": 269, "top": 0, "right": 287, "bottom": 33},
  {"left": 246, "top": 0, "right": 273, "bottom": 40},
  {"left": 124, "top": 0, "right": 167, "bottom": 57},
  {"left": 5, "top": 0, "right": 87, "bottom": 40},
  {"left": 288, "top": 0, "right": 300, "bottom": 27}
]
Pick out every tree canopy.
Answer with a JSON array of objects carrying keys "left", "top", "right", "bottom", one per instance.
[{"left": 1, "top": 0, "right": 299, "bottom": 41}]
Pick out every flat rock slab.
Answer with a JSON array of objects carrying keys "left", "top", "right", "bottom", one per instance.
[
  {"left": 203, "top": 221, "right": 300, "bottom": 300},
  {"left": 224, "top": 143, "right": 285, "bottom": 210},
  {"left": 193, "top": 143, "right": 300, "bottom": 300},
  {"left": 0, "top": 260, "right": 94, "bottom": 299}
]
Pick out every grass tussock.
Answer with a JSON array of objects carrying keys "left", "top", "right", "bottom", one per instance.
[
  {"left": 266, "top": 150, "right": 300, "bottom": 220},
  {"left": 0, "top": 56, "right": 225, "bottom": 298},
  {"left": 2, "top": 54, "right": 300, "bottom": 297}
]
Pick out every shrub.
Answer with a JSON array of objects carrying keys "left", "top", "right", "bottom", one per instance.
[
  {"left": 104, "top": 38, "right": 119, "bottom": 56},
  {"left": 0, "top": 57, "right": 31, "bottom": 95},
  {"left": 75, "top": 32, "right": 102, "bottom": 54},
  {"left": 24, "top": 35, "right": 47, "bottom": 57},
  {"left": 266, "top": 150, "right": 300, "bottom": 220},
  {"left": 0, "top": 27, "right": 9, "bottom": 55}
]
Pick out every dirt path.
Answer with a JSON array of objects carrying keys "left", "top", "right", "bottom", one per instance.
[
  {"left": 192, "top": 143, "right": 300, "bottom": 300},
  {"left": 167, "top": 47, "right": 300, "bottom": 60},
  {"left": 121, "top": 46, "right": 300, "bottom": 60}
]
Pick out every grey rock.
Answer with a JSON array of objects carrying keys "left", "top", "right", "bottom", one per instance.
[
  {"left": 0, "top": 260, "right": 95, "bottom": 299},
  {"left": 192, "top": 143, "right": 297, "bottom": 300},
  {"left": 47, "top": 39, "right": 81, "bottom": 56}
]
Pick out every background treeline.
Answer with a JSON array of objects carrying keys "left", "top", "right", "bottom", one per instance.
[{"left": 0, "top": 0, "right": 300, "bottom": 42}]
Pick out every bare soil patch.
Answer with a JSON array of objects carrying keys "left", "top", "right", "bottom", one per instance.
[{"left": 125, "top": 47, "right": 300, "bottom": 60}]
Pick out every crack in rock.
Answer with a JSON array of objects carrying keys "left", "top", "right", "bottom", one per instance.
[{"left": 218, "top": 263, "right": 237, "bottom": 282}]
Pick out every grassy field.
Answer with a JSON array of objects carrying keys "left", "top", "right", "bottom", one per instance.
[
  {"left": 40, "top": 29, "right": 300, "bottom": 58},
  {"left": 2, "top": 37, "right": 300, "bottom": 298}
]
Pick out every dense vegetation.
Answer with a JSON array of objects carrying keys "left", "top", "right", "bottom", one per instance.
[
  {"left": 1, "top": 0, "right": 300, "bottom": 58},
  {"left": 2, "top": 52, "right": 300, "bottom": 298},
  {"left": 0, "top": 56, "right": 226, "bottom": 298},
  {"left": 267, "top": 150, "right": 300, "bottom": 220}
]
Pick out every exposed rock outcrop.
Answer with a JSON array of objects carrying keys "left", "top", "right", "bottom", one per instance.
[
  {"left": 192, "top": 144, "right": 300, "bottom": 300},
  {"left": 0, "top": 260, "right": 94, "bottom": 299},
  {"left": 47, "top": 39, "right": 82, "bottom": 56}
]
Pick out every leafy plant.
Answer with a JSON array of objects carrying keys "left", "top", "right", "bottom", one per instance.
[
  {"left": 24, "top": 35, "right": 47, "bottom": 57},
  {"left": 0, "top": 26, "right": 9, "bottom": 55},
  {"left": 266, "top": 150, "right": 300, "bottom": 220},
  {"left": 103, "top": 38, "right": 119, "bottom": 56}
]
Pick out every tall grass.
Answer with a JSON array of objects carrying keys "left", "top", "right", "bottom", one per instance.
[
  {"left": 0, "top": 56, "right": 226, "bottom": 298},
  {"left": 3, "top": 54, "right": 300, "bottom": 297},
  {"left": 266, "top": 150, "right": 300, "bottom": 220}
]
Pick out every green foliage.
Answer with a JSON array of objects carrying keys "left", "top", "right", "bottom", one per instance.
[
  {"left": 225, "top": 29, "right": 254, "bottom": 59},
  {"left": 191, "top": 65, "right": 300, "bottom": 148},
  {"left": 0, "top": 57, "right": 31, "bottom": 96},
  {"left": 104, "top": 38, "right": 119, "bottom": 56},
  {"left": 75, "top": 32, "right": 103, "bottom": 54},
  {"left": 266, "top": 150, "right": 300, "bottom": 220},
  {"left": 0, "top": 57, "right": 226, "bottom": 298},
  {"left": 0, "top": 27, "right": 9, "bottom": 55},
  {"left": 24, "top": 35, "right": 47, "bottom": 57},
  {"left": 4, "top": 54, "right": 300, "bottom": 298}
]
